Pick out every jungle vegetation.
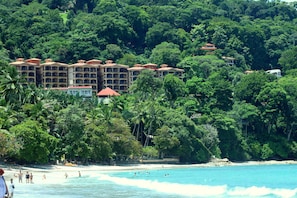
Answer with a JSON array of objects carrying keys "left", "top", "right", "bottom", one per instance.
[{"left": 1, "top": 0, "right": 297, "bottom": 164}]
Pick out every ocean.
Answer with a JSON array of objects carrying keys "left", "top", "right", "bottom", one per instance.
[{"left": 11, "top": 164, "right": 297, "bottom": 198}]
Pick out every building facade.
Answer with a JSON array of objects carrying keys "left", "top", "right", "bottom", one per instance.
[
  {"left": 68, "top": 59, "right": 101, "bottom": 93},
  {"left": 40, "top": 59, "right": 68, "bottom": 88},
  {"left": 10, "top": 58, "right": 184, "bottom": 94},
  {"left": 46, "top": 86, "right": 93, "bottom": 98},
  {"left": 10, "top": 58, "right": 40, "bottom": 86},
  {"left": 99, "top": 60, "right": 129, "bottom": 93}
]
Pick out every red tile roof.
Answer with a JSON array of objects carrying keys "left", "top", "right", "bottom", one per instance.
[{"left": 97, "top": 87, "right": 120, "bottom": 97}]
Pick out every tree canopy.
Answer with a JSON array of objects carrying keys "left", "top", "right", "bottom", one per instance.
[{"left": 1, "top": 0, "right": 297, "bottom": 164}]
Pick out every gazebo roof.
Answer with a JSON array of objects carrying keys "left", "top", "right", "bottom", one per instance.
[{"left": 97, "top": 87, "right": 120, "bottom": 97}]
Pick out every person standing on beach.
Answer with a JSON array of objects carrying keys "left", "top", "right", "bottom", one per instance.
[
  {"left": 8, "top": 179, "right": 14, "bottom": 198},
  {"left": 25, "top": 172, "right": 29, "bottom": 184},
  {"left": 29, "top": 173, "right": 33, "bottom": 184},
  {"left": 15, "top": 170, "right": 22, "bottom": 183},
  {"left": 0, "top": 168, "right": 9, "bottom": 198}
]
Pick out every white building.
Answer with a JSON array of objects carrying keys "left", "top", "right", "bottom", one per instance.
[
  {"left": 46, "top": 86, "right": 93, "bottom": 98},
  {"left": 266, "top": 69, "right": 282, "bottom": 78}
]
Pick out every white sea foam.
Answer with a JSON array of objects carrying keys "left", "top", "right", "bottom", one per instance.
[
  {"left": 228, "top": 186, "right": 297, "bottom": 198},
  {"left": 97, "top": 174, "right": 297, "bottom": 198},
  {"left": 98, "top": 174, "right": 227, "bottom": 197}
]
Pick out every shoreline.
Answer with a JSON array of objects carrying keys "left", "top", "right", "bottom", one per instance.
[{"left": 1, "top": 159, "right": 297, "bottom": 184}]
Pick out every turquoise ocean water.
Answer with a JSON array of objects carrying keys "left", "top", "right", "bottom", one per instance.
[{"left": 13, "top": 164, "right": 297, "bottom": 198}]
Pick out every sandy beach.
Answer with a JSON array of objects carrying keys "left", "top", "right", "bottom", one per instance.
[{"left": 1, "top": 159, "right": 297, "bottom": 185}]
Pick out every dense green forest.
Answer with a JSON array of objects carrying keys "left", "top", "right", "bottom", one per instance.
[{"left": 1, "top": 0, "right": 297, "bottom": 164}]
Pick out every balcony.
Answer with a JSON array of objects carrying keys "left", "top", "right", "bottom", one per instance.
[
  {"left": 120, "top": 86, "right": 127, "bottom": 90},
  {"left": 59, "top": 73, "right": 67, "bottom": 77},
  {"left": 75, "top": 68, "right": 83, "bottom": 72}
]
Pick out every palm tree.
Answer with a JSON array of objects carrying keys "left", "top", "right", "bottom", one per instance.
[
  {"left": 143, "top": 100, "right": 163, "bottom": 147},
  {"left": 0, "top": 66, "right": 25, "bottom": 108}
]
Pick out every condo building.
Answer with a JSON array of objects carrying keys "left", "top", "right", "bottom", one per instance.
[
  {"left": 10, "top": 58, "right": 40, "bottom": 85},
  {"left": 156, "top": 64, "right": 184, "bottom": 79},
  {"left": 40, "top": 59, "right": 68, "bottom": 88},
  {"left": 99, "top": 60, "right": 129, "bottom": 93},
  {"left": 68, "top": 59, "right": 101, "bottom": 94},
  {"left": 127, "top": 64, "right": 147, "bottom": 86},
  {"left": 10, "top": 58, "right": 184, "bottom": 95}
]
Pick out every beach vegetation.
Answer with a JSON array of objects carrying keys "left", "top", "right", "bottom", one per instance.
[{"left": 1, "top": 0, "right": 297, "bottom": 165}]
